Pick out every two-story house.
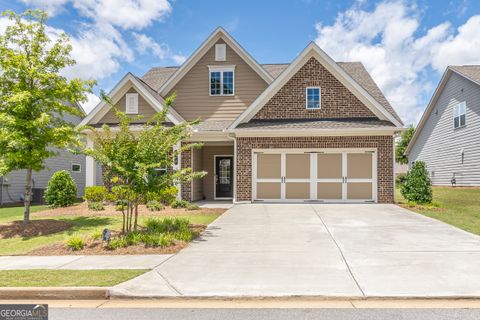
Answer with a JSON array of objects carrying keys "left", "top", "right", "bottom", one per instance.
[
  {"left": 406, "top": 66, "right": 480, "bottom": 186},
  {"left": 79, "top": 28, "right": 404, "bottom": 203}
]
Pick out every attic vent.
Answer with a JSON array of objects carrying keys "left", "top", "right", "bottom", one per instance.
[
  {"left": 125, "top": 93, "right": 138, "bottom": 114},
  {"left": 215, "top": 44, "right": 226, "bottom": 61}
]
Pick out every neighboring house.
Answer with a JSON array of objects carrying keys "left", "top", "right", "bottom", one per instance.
[
  {"left": 406, "top": 66, "right": 480, "bottom": 186},
  {"left": 79, "top": 28, "right": 404, "bottom": 203},
  {"left": 0, "top": 105, "right": 86, "bottom": 205}
]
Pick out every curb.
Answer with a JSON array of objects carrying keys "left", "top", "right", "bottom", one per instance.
[{"left": 0, "top": 287, "right": 108, "bottom": 300}]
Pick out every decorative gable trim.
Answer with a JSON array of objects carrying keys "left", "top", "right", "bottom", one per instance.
[
  {"left": 228, "top": 42, "right": 403, "bottom": 130},
  {"left": 77, "top": 73, "right": 184, "bottom": 129},
  {"left": 158, "top": 27, "right": 273, "bottom": 96}
]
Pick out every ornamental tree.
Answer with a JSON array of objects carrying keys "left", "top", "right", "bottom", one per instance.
[
  {"left": 0, "top": 10, "right": 95, "bottom": 223},
  {"left": 396, "top": 126, "right": 415, "bottom": 165},
  {"left": 82, "top": 92, "right": 205, "bottom": 233},
  {"left": 401, "top": 161, "right": 432, "bottom": 204}
]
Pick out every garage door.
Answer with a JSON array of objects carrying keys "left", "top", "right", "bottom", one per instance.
[{"left": 253, "top": 150, "right": 376, "bottom": 202}]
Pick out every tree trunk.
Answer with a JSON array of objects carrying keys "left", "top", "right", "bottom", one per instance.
[
  {"left": 122, "top": 209, "right": 126, "bottom": 234},
  {"left": 23, "top": 168, "right": 33, "bottom": 224},
  {"left": 128, "top": 203, "right": 133, "bottom": 233},
  {"left": 133, "top": 203, "right": 139, "bottom": 231}
]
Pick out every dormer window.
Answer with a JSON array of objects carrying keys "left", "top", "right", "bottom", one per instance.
[
  {"left": 125, "top": 93, "right": 139, "bottom": 114},
  {"left": 209, "top": 66, "right": 234, "bottom": 96},
  {"left": 306, "top": 87, "right": 321, "bottom": 109}
]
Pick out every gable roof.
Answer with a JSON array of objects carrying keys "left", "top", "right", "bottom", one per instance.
[
  {"left": 157, "top": 27, "right": 274, "bottom": 96},
  {"left": 77, "top": 73, "right": 184, "bottom": 129},
  {"left": 228, "top": 42, "right": 404, "bottom": 129},
  {"left": 406, "top": 65, "right": 480, "bottom": 155}
]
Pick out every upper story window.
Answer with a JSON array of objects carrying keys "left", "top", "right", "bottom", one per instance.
[
  {"left": 453, "top": 101, "right": 466, "bottom": 129},
  {"left": 125, "top": 93, "right": 139, "bottom": 114},
  {"left": 306, "top": 87, "right": 321, "bottom": 109},
  {"left": 209, "top": 66, "right": 235, "bottom": 96}
]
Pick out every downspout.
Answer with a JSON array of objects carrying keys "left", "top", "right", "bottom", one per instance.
[
  {"left": 0, "top": 176, "right": 3, "bottom": 206},
  {"left": 226, "top": 133, "right": 237, "bottom": 203}
]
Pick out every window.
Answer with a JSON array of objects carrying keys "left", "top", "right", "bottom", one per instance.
[
  {"left": 209, "top": 66, "right": 235, "bottom": 96},
  {"left": 453, "top": 101, "right": 466, "bottom": 128},
  {"left": 125, "top": 93, "right": 139, "bottom": 114},
  {"left": 306, "top": 87, "right": 321, "bottom": 109},
  {"left": 71, "top": 164, "right": 81, "bottom": 173},
  {"left": 215, "top": 44, "right": 226, "bottom": 61}
]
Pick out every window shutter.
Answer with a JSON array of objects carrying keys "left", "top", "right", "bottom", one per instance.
[
  {"left": 215, "top": 44, "right": 226, "bottom": 61},
  {"left": 125, "top": 93, "right": 138, "bottom": 114}
]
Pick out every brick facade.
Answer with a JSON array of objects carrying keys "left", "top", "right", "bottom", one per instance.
[
  {"left": 253, "top": 57, "right": 376, "bottom": 120},
  {"left": 180, "top": 145, "right": 192, "bottom": 201},
  {"left": 236, "top": 135, "right": 394, "bottom": 203}
]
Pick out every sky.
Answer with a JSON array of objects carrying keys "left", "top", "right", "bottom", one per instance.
[{"left": 1, "top": 0, "right": 480, "bottom": 125}]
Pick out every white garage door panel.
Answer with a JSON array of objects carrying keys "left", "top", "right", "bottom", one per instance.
[{"left": 253, "top": 149, "right": 377, "bottom": 203}]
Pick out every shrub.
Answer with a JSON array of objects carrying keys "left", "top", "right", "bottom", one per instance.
[
  {"left": 91, "top": 230, "right": 103, "bottom": 241},
  {"left": 115, "top": 199, "right": 128, "bottom": 212},
  {"left": 66, "top": 235, "right": 85, "bottom": 251},
  {"left": 84, "top": 186, "right": 107, "bottom": 203},
  {"left": 142, "top": 233, "right": 174, "bottom": 247},
  {"left": 106, "top": 237, "right": 128, "bottom": 250},
  {"left": 170, "top": 199, "right": 190, "bottom": 209},
  {"left": 125, "top": 231, "right": 143, "bottom": 246},
  {"left": 146, "top": 200, "right": 164, "bottom": 212},
  {"left": 173, "top": 229, "right": 197, "bottom": 242},
  {"left": 401, "top": 161, "right": 432, "bottom": 204},
  {"left": 145, "top": 217, "right": 190, "bottom": 234},
  {"left": 396, "top": 172, "right": 407, "bottom": 186},
  {"left": 88, "top": 201, "right": 104, "bottom": 211},
  {"left": 44, "top": 170, "right": 77, "bottom": 208},
  {"left": 158, "top": 186, "right": 178, "bottom": 205},
  {"left": 186, "top": 203, "right": 200, "bottom": 211}
]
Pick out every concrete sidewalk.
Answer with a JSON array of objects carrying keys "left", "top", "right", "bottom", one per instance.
[{"left": 0, "top": 255, "right": 172, "bottom": 270}]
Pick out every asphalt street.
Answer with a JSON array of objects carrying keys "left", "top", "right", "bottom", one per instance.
[{"left": 50, "top": 308, "right": 480, "bottom": 320}]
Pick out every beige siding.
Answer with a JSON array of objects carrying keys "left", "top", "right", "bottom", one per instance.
[
  {"left": 191, "top": 147, "right": 203, "bottom": 201},
  {"left": 98, "top": 88, "right": 158, "bottom": 124},
  {"left": 201, "top": 145, "right": 234, "bottom": 200},
  {"left": 168, "top": 40, "right": 269, "bottom": 121}
]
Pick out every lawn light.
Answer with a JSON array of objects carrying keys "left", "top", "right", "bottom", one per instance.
[{"left": 102, "top": 228, "right": 111, "bottom": 242}]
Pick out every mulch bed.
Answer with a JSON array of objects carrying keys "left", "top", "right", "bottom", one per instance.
[
  {"left": 26, "top": 224, "right": 207, "bottom": 256},
  {"left": 32, "top": 202, "right": 226, "bottom": 218},
  {"left": 0, "top": 219, "right": 73, "bottom": 239}
]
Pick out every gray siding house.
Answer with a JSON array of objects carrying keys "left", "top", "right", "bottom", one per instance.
[
  {"left": 0, "top": 108, "right": 87, "bottom": 205},
  {"left": 406, "top": 66, "right": 480, "bottom": 186}
]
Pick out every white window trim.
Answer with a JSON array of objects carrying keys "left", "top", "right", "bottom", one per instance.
[
  {"left": 125, "top": 93, "right": 139, "bottom": 114},
  {"left": 453, "top": 101, "right": 466, "bottom": 129},
  {"left": 71, "top": 163, "right": 82, "bottom": 173},
  {"left": 306, "top": 86, "right": 321, "bottom": 109},
  {"left": 208, "top": 65, "right": 235, "bottom": 96}
]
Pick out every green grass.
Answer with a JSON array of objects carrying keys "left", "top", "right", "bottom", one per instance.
[
  {"left": 0, "top": 269, "right": 147, "bottom": 287},
  {"left": 0, "top": 205, "right": 221, "bottom": 255},
  {"left": 0, "top": 205, "right": 49, "bottom": 224},
  {"left": 397, "top": 186, "right": 480, "bottom": 235}
]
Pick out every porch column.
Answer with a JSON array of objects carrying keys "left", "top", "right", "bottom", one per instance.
[{"left": 85, "top": 136, "right": 97, "bottom": 187}]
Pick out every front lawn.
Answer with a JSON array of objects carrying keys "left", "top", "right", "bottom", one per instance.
[
  {"left": 0, "top": 203, "right": 223, "bottom": 255},
  {"left": 0, "top": 269, "right": 147, "bottom": 287},
  {"left": 397, "top": 186, "right": 480, "bottom": 235}
]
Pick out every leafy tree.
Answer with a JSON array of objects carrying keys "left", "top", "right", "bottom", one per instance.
[
  {"left": 82, "top": 93, "right": 205, "bottom": 233},
  {"left": 0, "top": 10, "right": 95, "bottom": 223},
  {"left": 44, "top": 170, "right": 77, "bottom": 207},
  {"left": 396, "top": 126, "right": 415, "bottom": 164},
  {"left": 401, "top": 161, "right": 432, "bottom": 204}
]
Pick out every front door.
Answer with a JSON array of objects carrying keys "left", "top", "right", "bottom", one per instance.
[{"left": 215, "top": 156, "right": 233, "bottom": 199}]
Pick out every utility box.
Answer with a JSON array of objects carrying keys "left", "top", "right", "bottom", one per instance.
[{"left": 32, "top": 188, "right": 45, "bottom": 204}]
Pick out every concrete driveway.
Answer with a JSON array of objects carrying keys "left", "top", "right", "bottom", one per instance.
[{"left": 111, "top": 204, "right": 480, "bottom": 298}]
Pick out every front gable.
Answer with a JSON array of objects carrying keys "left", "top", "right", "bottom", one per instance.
[
  {"left": 97, "top": 87, "right": 158, "bottom": 124},
  {"left": 167, "top": 39, "right": 269, "bottom": 121},
  {"left": 253, "top": 57, "right": 376, "bottom": 120}
]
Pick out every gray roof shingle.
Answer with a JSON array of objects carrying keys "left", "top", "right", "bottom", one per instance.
[
  {"left": 449, "top": 65, "right": 480, "bottom": 85},
  {"left": 235, "top": 118, "right": 396, "bottom": 130},
  {"left": 140, "top": 61, "right": 403, "bottom": 126}
]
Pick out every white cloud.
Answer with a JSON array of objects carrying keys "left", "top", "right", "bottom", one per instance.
[
  {"left": 80, "top": 92, "right": 101, "bottom": 114},
  {"left": 19, "top": 0, "right": 68, "bottom": 16},
  {"left": 133, "top": 32, "right": 169, "bottom": 59},
  {"left": 315, "top": 0, "right": 480, "bottom": 125},
  {"left": 172, "top": 54, "right": 187, "bottom": 65}
]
